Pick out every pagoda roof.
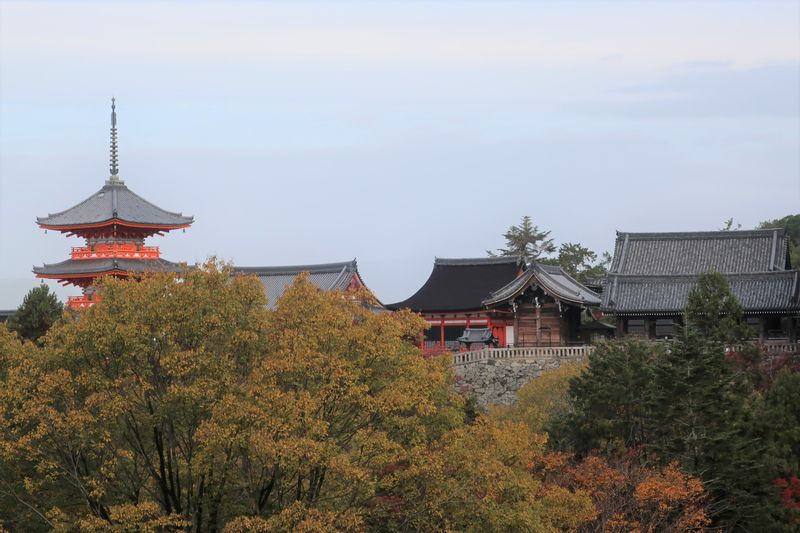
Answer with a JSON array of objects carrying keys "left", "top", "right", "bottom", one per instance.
[
  {"left": 34, "top": 257, "right": 186, "bottom": 277},
  {"left": 386, "top": 256, "right": 524, "bottom": 312},
  {"left": 483, "top": 263, "right": 601, "bottom": 308},
  {"left": 37, "top": 178, "right": 193, "bottom": 230},
  {"left": 235, "top": 260, "right": 376, "bottom": 309}
]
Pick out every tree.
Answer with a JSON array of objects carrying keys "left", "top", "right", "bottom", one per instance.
[
  {"left": 758, "top": 214, "right": 800, "bottom": 267},
  {"left": 490, "top": 360, "right": 586, "bottom": 435},
  {"left": 5, "top": 284, "right": 63, "bottom": 342},
  {"left": 374, "top": 417, "right": 596, "bottom": 532},
  {"left": 683, "top": 271, "right": 751, "bottom": 345},
  {"left": 552, "top": 243, "right": 611, "bottom": 283},
  {"left": 554, "top": 339, "right": 660, "bottom": 455},
  {"left": 720, "top": 218, "right": 742, "bottom": 231},
  {"left": 488, "top": 215, "right": 556, "bottom": 262},
  {"left": 0, "top": 263, "right": 468, "bottom": 530}
]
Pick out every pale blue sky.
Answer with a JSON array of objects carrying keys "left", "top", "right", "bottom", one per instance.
[{"left": 1, "top": 1, "right": 798, "bottom": 307}]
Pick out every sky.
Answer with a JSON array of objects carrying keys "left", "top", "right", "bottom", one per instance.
[{"left": 0, "top": 0, "right": 798, "bottom": 308}]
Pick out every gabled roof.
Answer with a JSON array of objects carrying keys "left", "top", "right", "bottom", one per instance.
[
  {"left": 386, "top": 256, "right": 524, "bottom": 312},
  {"left": 602, "top": 270, "right": 800, "bottom": 315},
  {"left": 603, "top": 229, "right": 799, "bottom": 315},
  {"left": 235, "top": 260, "right": 371, "bottom": 309},
  {"left": 484, "top": 263, "right": 601, "bottom": 307},
  {"left": 610, "top": 229, "right": 790, "bottom": 275},
  {"left": 33, "top": 258, "right": 186, "bottom": 277},
  {"left": 37, "top": 179, "right": 193, "bottom": 229}
]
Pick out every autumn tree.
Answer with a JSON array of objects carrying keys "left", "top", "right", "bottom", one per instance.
[
  {"left": 490, "top": 360, "right": 586, "bottom": 436},
  {"left": 5, "top": 283, "right": 63, "bottom": 342}
]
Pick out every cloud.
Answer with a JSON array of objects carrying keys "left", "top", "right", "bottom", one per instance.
[
  {"left": 573, "top": 63, "right": 800, "bottom": 118},
  {"left": 1, "top": 2, "right": 797, "bottom": 69}
]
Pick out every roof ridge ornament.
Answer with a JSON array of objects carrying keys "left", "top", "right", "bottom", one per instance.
[{"left": 107, "top": 97, "right": 124, "bottom": 185}]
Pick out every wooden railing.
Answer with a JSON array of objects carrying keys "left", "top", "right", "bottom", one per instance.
[
  {"left": 71, "top": 243, "right": 160, "bottom": 260},
  {"left": 452, "top": 345, "right": 594, "bottom": 365}
]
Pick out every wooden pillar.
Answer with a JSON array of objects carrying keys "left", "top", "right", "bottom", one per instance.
[
  {"left": 513, "top": 307, "right": 520, "bottom": 347},
  {"left": 440, "top": 322, "right": 445, "bottom": 350},
  {"left": 535, "top": 305, "right": 541, "bottom": 347},
  {"left": 759, "top": 317, "right": 767, "bottom": 342},
  {"left": 616, "top": 317, "right": 625, "bottom": 338}
]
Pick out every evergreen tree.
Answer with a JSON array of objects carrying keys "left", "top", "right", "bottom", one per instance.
[
  {"left": 554, "top": 338, "right": 659, "bottom": 455},
  {"left": 757, "top": 370, "right": 800, "bottom": 528},
  {"left": 683, "top": 270, "right": 750, "bottom": 344},
  {"left": 648, "top": 272, "right": 773, "bottom": 529},
  {"left": 554, "top": 243, "right": 611, "bottom": 283},
  {"left": 488, "top": 215, "right": 555, "bottom": 262},
  {"left": 6, "top": 284, "right": 63, "bottom": 342}
]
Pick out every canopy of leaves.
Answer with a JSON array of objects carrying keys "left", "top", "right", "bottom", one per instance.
[
  {"left": 549, "top": 272, "right": 798, "bottom": 530},
  {"left": 5, "top": 284, "right": 63, "bottom": 342},
  {"left": 488, "top": 215, "right": 556, "bottom": 262},
  {"left": 0, "top": 262, "right": 600, "bottom": 532}
]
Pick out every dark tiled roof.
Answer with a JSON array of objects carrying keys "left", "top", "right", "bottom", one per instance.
[
  {"left": 0, "top": 310, "right": 15, "bottom": 322},
  {"left": 610, "top": 229, "right": 790, "bottom": 275},
  {"left": 386, "top": 256, "right": 524, "bottom": 312},
  {"left": 33, "top": 258, "right": 185, "bottom": 276},
  {"left": 602, "top": 271, "right": 800, "bottom": 315},
  {"left": 483, "top": 263, "right": 601, "bottom": 307},
  {"left": 37, "top": 179, "right": 193, "bottom": 228},
  {"left": 457, "top": 328, "right": 494, "bottom": 343},
  {"left": 234, "top": 260, "right": 368, "bottom": 309}
]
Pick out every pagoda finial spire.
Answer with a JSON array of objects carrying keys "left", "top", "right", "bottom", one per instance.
[{"left": 109, "top": 97, "right": 120, "bottom": 181}]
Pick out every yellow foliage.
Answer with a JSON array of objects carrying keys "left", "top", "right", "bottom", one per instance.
[{"left": 490, "top": 360, "right": 586, "bottom": 432}]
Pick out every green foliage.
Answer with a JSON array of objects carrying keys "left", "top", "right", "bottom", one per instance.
[
  {"left": 758, "top": 213, "right": 800, "bottom": 267},
  {"left": 5, "top": 284, "right": 63, "bottom": 342},
  {"left": 684, "top": 270, "right": 750, "bottom": 344},
  {"left": 490, "top": 360, "right": 586, "bottom": 436},
  {"left": 552, "top": 243, "right": 611, "bottom": 283},
  {"left": 488, "top": 215, "right": 556, "bottom": 261},
  {"left": 554, "top": 339, "right": 659, "bottom": 454},
  {"left": 488, "top": 217, "right": 609, "bottom": 282}
]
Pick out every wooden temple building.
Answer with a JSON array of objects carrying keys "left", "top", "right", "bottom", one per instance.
[
  {"left": 33, "top": 100, "right": 193, "bottom": 309},
  {"left": 387, "top": 257, "right": 601, "bottom": 351},
  {"left": 601, "top": 229, "right": 800, "bottom": 342},
  {"left": 234, "top": 260, "right": 382, "bottom": 310}
]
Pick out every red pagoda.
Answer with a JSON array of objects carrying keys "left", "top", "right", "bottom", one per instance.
[{"left": 34, "top": 100, "right": 193, "bottom": 309}]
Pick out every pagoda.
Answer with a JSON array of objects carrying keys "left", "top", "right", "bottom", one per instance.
[{"left": 34, "top": 99, "right": 193, "bottom": 309}]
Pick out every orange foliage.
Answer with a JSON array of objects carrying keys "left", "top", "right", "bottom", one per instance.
[{"left": 539, "top": 450, "right": 709, "bottom": 532}]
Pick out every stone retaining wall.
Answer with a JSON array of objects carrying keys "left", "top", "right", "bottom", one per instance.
[{"left": 453, "top": 356, "right": 585, "bottom": 406}]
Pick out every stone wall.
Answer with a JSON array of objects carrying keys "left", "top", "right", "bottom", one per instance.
[{"left": 453, "top": 356, "right": 584, "bottom": 406}]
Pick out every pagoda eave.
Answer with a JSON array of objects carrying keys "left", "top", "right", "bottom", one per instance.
[
  {"left": 38, "top": 219, "right": 192, "bottom": 232},
  {"left": 35, "top": 270, "right": 131, "bottom": 288}
]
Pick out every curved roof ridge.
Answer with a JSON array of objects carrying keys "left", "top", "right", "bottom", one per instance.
[
  {"left": 435, "top": 256, "right": 524, "bottom": 266},
  {"left": 615, "top": 228, "right": 784, "bottom": 240},
  {"left": 235, "top": 260, "right": 357, "bottom": 276}
]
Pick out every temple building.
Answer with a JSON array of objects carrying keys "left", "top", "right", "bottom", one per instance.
[
  {"left": 387, "top": 257, "right": 601, "bottom": 351},
  {"left": 33, "top": 100, "right": 193, "bottom": 309},
  {"left": 234, "top": 260, "right": 381, "bottom": 310},
  {"left": 601, "top": 229, "right": 800, "bottom": 342}
]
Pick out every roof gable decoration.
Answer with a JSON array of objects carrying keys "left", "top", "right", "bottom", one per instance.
[{"left": 483, "top": 262, "right": 601, "bottom": 308}]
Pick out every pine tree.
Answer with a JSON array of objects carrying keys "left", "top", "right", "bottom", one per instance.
[
  {"left": 6, "top": 284, "right": 63, "bottom": 342},
  {"left": 648, "top": 273, "right": 773, "bottom": 529},
  {"left": 488, "top": 215, "right": 555, "bottom": 262}
]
